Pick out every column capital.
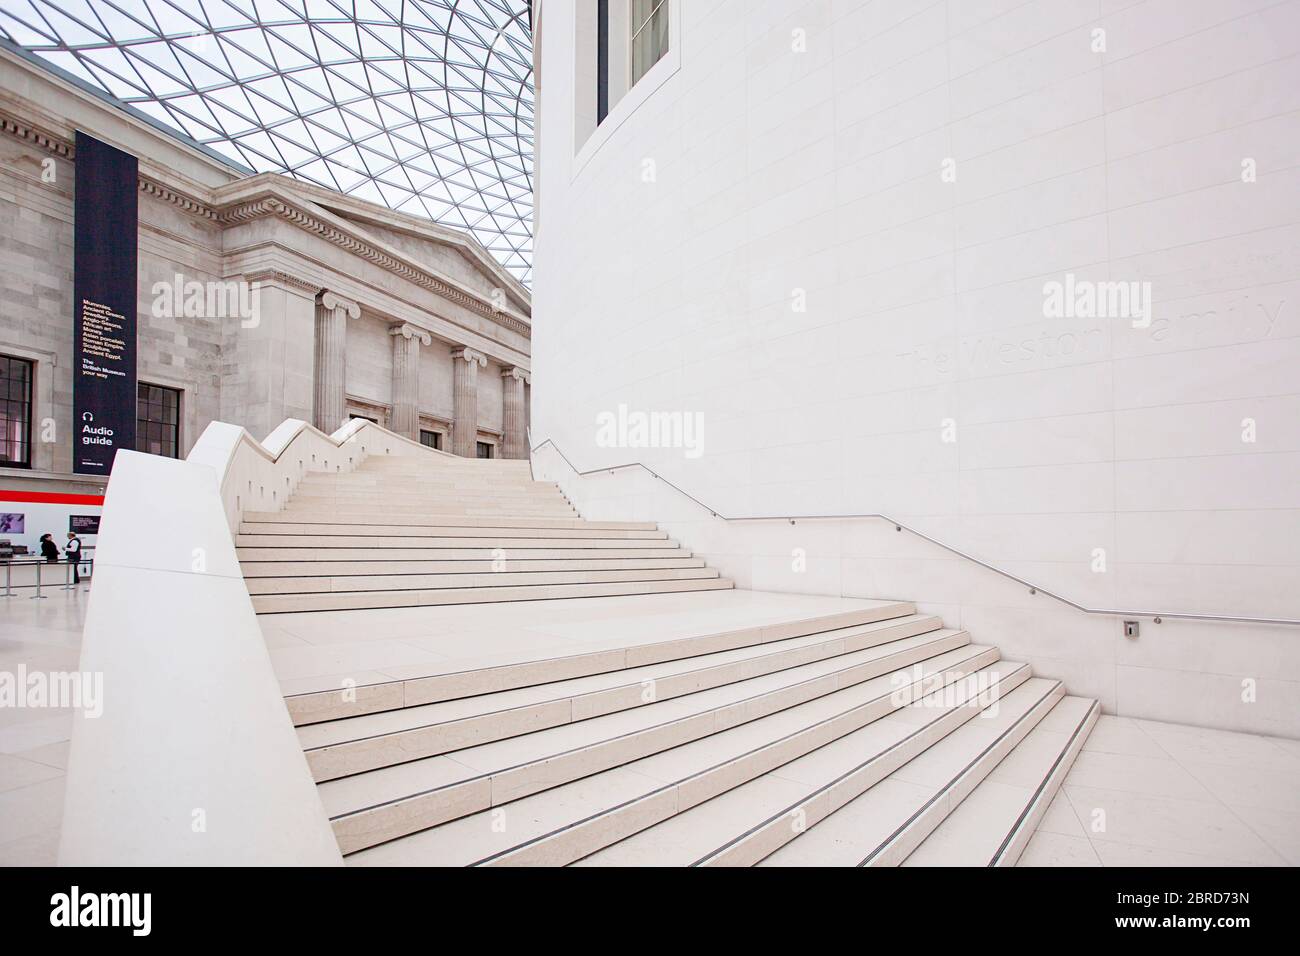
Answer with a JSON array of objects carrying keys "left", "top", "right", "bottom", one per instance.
[
  {"left": 389, "top": 322, "right": 433, "bottom": 346},
  {"left": 500, "top": 365, "right": 528, "bottom": 459},
  {"left": 317, "top": 290, "right": 360, "bottom": 318},
  {"left": 451, "top": 346, "right": 487, "bottom": 367}
]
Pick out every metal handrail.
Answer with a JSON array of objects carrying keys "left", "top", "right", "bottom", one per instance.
[
  {"left": 528, "top": 433, "right": 1299, "bottom": 627},
  {"left": 1, "top": 556, "right": 94, "bottom": 598}
]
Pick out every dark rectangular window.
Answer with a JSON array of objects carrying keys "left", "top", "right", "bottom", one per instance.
[
  {"left": 597, "top": 0, "right": 609, "bottom": 124},
  {"left": 0, "top": 355, "right": 33, "bottom": 468},
  {"left": 476, "top": 441, "right": 494, "bottom": 459},
  {"left": 420, "top": 429, "right": 442, "bottom": 450},
  {"left": 136, "top": 382, "right": 180, "bottom": 459}
]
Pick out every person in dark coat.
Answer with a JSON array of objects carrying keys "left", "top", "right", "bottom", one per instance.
[{"left": 39, "top": 534, "right": 59, "bottom": 562}]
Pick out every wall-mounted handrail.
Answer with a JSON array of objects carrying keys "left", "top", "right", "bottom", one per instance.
[{"left": 528, "top": 433, "right": 1300, "bottom": 628}]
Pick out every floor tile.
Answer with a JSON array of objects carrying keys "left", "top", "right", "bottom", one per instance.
[
  {"left": 1089, "top": 841, "right": 1254, "bottom": 867},
  {"left": 1019, "top": 831, "right": 1101, "bottom": 866},
  {"left": 1177, "top": 759, "right": 1300, "bottom": 814},
  {"left": 0, "top": 753, "right": 62, "bottom": 793},
  {"left": 1035, "top": 792, "right": 1087, "bottom": 838},
  {"left": 0, "top": 827, "right": 60, "bottom": 866},
  {"left": 14, "top": 740, "right": 71, "bottom": 770},
  {"left": 1080, "top": 715, "right": 1168, "bottom": 758},
  {"left": 1063, "top": 785, "right": 1284, "bottom": 865},
  {"left": 1137, "top": 719, "right": 1300, "bottom": 770},
  {"left": 0, "top": 778, "right": 66, "bottom": 846},
  {"left": 1228, "top": 803, "right": 1300, "bottom": 865},
  {"left": 1063, "top": 750, "right": 1217, "bottom": 802}
]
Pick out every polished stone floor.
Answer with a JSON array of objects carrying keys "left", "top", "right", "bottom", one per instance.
[
  {"left": 3, "top": 588, "right": 1296, "bottom": 867},
  {"left": 0, "top": 582, "right": 90, "bottom": 866},
  {"left": 1022, "top": 714, "right": 1300, "bottom": 866}
]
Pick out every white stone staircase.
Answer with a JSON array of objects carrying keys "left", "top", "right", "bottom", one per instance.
[
  {"left": 249, "top": 452, "right": 1098, "bottom": 865},
  {"left": 281, "top": 602, "right": 1096, "bottom": 866},
  {"left": 238, "top": 454, "right": 734, "bottom": 613}
]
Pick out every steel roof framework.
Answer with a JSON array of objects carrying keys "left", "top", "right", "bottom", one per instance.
[{"left": 0, "top": 0, "right": 535, "bottom": 284}]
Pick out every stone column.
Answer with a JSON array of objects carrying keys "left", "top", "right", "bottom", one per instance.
[
  {"left": 314, "top": 291, "right": 359, "bottom": 433},
  {"left": 501, "top": 366, "right": 530, "bottom": 459},
  {"left": 451, "top": 347, "right": 487, "bottom": 457},
  {"left": 389, "top": 323, "right": 432, "bottom": 441},
  {"left": 223, "top": 271, "right": 319, "bottom": 444}
]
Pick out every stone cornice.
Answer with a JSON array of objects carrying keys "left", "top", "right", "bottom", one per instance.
[
  {"left": 218, "top": 194, "right": 531, "bottom": 338},
  {"left": 0, "top": 100, "right": 532, "bottom": 339},
  {"left": 0, "top": 106, "right": 73, "bottom": 158},
  {"left": 243, "top": 269, "right": 321, "bottom": 296},
  {"left": 0, "top": 106, "right": 229, "bottom": 227},
  {"left": 0, "top": 106, "right": 221, "bottom": 226},
  {"left": 139, "top": 174, "right": 217, "bottom": 220}
]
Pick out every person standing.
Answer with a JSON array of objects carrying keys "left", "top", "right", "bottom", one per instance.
[
  {"left": 65, "top": 531, "right": 82, "bottom": 584},
  {"left": 39, "top": 534, "right": 58, "bottom": 562}
]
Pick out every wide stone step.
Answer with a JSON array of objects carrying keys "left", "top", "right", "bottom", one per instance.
[
  {"left": 238, "top": 546, "right": 694, "bottom": 562},
  {"left": 283, "top": 600, "right": 919, "bottom": 725},
  {"left": 351, "top": 463, "right": 533, "bottom": 478},
  {"left": 300, "top": 613, "right": 946, "bottom": 781},
  {"left": 901, "top": 695, "right": 1099, "bottom": 867},
  {"left": 361, "top": 458, "right": 531, "bottom": 471},
  {"left": 352, "top": 474, "right": 535, "bottom": 481},
  {"left": 235, "top": 534, "right": 682, "bottom": 549},
  {"left": 346, "top": 646, "right": 1007, "bottom": 865},
  {"left": 755, "top": 677, "right": 1066, "bottom": 867},
  {"left": 288, "top": 494, "right": 564, "bottom": 509},
  {"left": 245, "top": 566, "right": 722, "bottom": 595},
  {"left": 279, "top": 511, "right": 583, "bottom": 523},
  {"left": 344, "top": 470, "right": 536, "bottom": 483},
  {"left": 285, "top": 499, "right": 576, "bottom": 516},
  {"left": 283, "top": 504, "right": 576, "bottom": 517},
  {"left": 244, "top": 512, "right": 656, "bottom": 531},
  {"left": 289, "top": 494, "right": 574, "bottom": 509},
  {"left": 297, "top": 476, "right": 555, "bottom": 489},
  {"left": 288, "top": 482, "right": 569, "bottom": 495},
  {"left": 239, "top": 523, "right": 645, "bottom": 539},
  {"left": 327, "top": 633, "right": 985, "bottom": 855},
  {"left": 242, "top": 557, "right": 707, "bottom": 577},
  {"left": 251, "top": 576, "right": 736, "bottom": 614},
  {"left": 566, "top": 662, "right": 1039, "bottom": 867}
]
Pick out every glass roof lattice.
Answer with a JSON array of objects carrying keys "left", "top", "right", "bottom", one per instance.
[{"left": 0, "top": 0, "right": 535, "bottom": 284}]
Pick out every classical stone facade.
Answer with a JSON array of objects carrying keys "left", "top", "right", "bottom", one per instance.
[{"left": 0, "top": 48, "right": 531, "bottom": 497}]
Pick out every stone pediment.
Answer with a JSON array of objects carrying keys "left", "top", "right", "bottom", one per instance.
[
  {"left": 228, "top": 174, "right": 530, "bottom": 313},
  {"left": 209, "top": 175, "right": 531, "bottom": 338}
]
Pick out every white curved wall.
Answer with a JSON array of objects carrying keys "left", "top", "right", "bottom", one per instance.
[{"left": 532, "top": 0, "right": 1300, "bottom": 735}]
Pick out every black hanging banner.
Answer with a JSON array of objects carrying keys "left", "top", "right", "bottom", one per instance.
[{"left": 72, "top": 131, "right": 138, "bottom": 476}]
